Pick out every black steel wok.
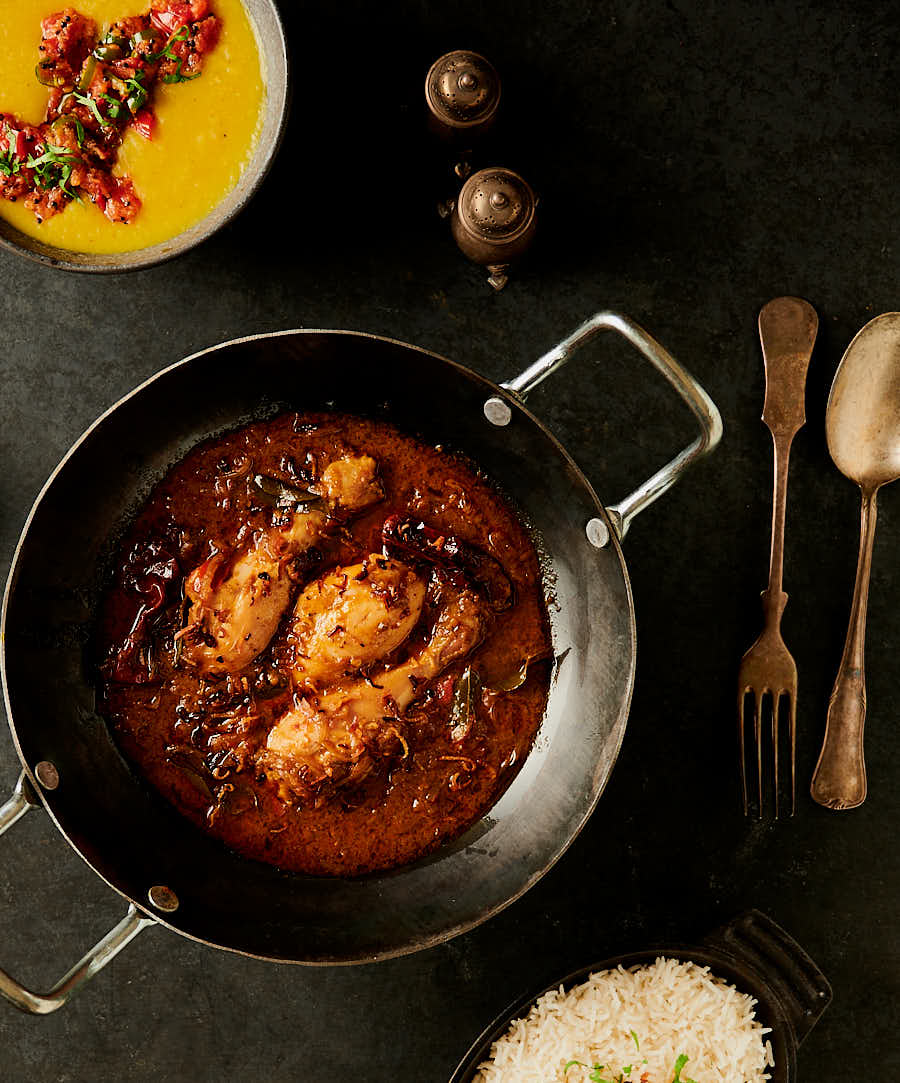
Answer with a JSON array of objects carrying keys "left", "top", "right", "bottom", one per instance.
[{"left": 0, "top": 312, "right": 721, "bottom": 1012}]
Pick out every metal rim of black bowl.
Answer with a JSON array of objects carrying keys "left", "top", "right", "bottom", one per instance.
[
  {"left": 450, "top": 910, "right": 832, "bottom": 1083},
  {"left": 0, "top": 0, "right": 289, "bottom": 274}
]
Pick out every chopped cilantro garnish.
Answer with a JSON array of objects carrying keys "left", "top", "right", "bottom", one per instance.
[
  {"left": 73, "top": 91, "right": 109, "bottom": 127},
  {"left": 0, "top": 128, "right": 20, "bottom": 177},
  {"left": 0, "top": 152, "right": 20, "bottom": 177},
  {"left": 25, "top": 143, "right": 80, "bottom": 199},
  {"left": 124, "top": 75, "right": 149, "bottom": 112},
  {"left": 100, "top": 94, "right": 122, "bottom": 119},
  {"left": 149, "top": 24, "right": 190, "bottom": 62},
  {"left": 629, "top": 1030, "right": 640, "bottom": 1052},
  {"left": 147, "top": 24, "right": 201, "bottom": 84},
  {"left": 150, "top": 43, "right": 176, "bottom": 62},
  {"left": 26, "top": 145, "right": 66, "bottom": 168},
  {"left": 57, "top": 164, "right": 77, "bottom": 199},
  {"left": 162, "top": 60, "right": 200, "bottom": 84},
  {"left": 671, "top": 1053, "right": 697, "bottom": 1083},
  {"left": 564, "top": 1057, "right": 637, "bottom": 1083}
]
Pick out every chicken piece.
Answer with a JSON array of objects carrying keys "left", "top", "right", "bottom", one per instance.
[
  {"left": 288, "top": 556, "right": 426, "bottom": 686},
  {"left": 260, "top": 589, "right": 487, "bottom": 797},
  {"left": 181, "top": 522, "right": 316, "bottom": 677},
  {"left": 314, "top": 455, "right": 382, "bottom": 511},
  {"left": 181, "top": 456, "right": 383, "bottom": 677}
]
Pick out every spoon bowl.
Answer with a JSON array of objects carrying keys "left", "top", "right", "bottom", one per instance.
[
  {"left": 811, "top": 312, "right": 900, "bottom": 809},
  {"left": 826, "top": 313, "right": 900, "bottom": 490}
]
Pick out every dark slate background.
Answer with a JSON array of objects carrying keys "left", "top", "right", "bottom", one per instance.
[{"left": 1, "top": 0, "right": 898, "bottom": 1078}]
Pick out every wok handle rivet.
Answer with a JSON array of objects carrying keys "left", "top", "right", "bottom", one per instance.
[
  {"left": 483, "top": 396, "right": 512, "bottom": 426},
  {"left": 34, "top": 761, "right": 59, "bottom": 790},
  {"left": 147, "top": 885, "right": 180, "bottom": 913},
  {"left": 586, "top": 518, "right": 611, "bottom": 548}
]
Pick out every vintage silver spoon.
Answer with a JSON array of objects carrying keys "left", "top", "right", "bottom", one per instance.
[{"left": 811, "top": 313, "right": 900, "bottom": 809}]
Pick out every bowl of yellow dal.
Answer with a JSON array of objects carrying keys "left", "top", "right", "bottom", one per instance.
[{"left": 0, "top": 0, "right": 287, "bottom": 271}]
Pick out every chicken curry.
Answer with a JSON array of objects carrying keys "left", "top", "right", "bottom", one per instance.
[{"left": 99, "top": 412, "right": 552, "bottom": 876}]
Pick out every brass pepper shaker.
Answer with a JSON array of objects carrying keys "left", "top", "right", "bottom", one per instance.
[
  {"left": 425, "top": 50, "right": 502, "bottom": 151},
  {"left": 450, "top": 167, "right": 537, "bottom": 290}
]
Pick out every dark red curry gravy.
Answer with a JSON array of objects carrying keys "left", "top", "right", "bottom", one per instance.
[{"left": 98, "top": 412, "right": 551, "bottom": 876}]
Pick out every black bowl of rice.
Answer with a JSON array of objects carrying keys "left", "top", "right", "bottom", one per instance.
[{"left": 451, "top": 911, "right": 831, "bottom": 1083}]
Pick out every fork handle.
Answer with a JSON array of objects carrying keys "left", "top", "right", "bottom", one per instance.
[
  {"left": 762, "top": 429, "right": 796, "bottom": 610},
  {"left": 811, "top": 488, "right": 878, "bottom": 809}
]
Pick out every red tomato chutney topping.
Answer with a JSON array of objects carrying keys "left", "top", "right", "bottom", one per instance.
[{"left": 0, "top": 2, "right": 220, "bottom": 226}]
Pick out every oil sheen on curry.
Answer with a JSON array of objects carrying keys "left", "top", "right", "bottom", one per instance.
[{"left": 99, "top": 413, "right": 552, "bottom": 876}]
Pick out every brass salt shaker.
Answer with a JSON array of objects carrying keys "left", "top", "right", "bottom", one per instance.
[
  {"left": 425, "top": 49, "right": 502, "bottom": 165},
  {"left": 450, "top": 167, "right": 537, "bottom": 290}
]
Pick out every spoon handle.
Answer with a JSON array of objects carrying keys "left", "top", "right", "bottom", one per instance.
[{"left": 811, "top": 489, "right": 878, "bottom": 809}]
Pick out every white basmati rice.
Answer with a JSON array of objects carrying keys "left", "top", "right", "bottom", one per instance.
[{"left": 474, "top": 957, "right": 774, "bottom": 1083}]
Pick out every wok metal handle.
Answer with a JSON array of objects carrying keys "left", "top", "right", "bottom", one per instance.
[
  {"left": 0, "top": 772, "right": 156, "bottom": 1015},
  {"left": 484, "top": 311, "right": 723, "bottom": 540}
]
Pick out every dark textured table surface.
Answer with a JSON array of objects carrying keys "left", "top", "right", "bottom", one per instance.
[{"left": 1, "top": 1, "right": 898, "bottom": 1078}]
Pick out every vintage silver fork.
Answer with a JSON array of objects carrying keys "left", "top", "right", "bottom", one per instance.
[{"left": 737, "top": 297, "right": 817, "bottom": 817}]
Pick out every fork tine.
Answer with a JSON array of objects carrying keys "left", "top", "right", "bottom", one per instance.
[
  {"left": 738, "top": 689, "right": 749, "bottom": 815},
  {"left": 754, "top": 690, "right": 764, "bottom": 819},
  {"left": 788, "top": 691, "right": 797, "bottom": 817},
  {"left": 772, "top": 691, "right": 781, "bottom": 820}
]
